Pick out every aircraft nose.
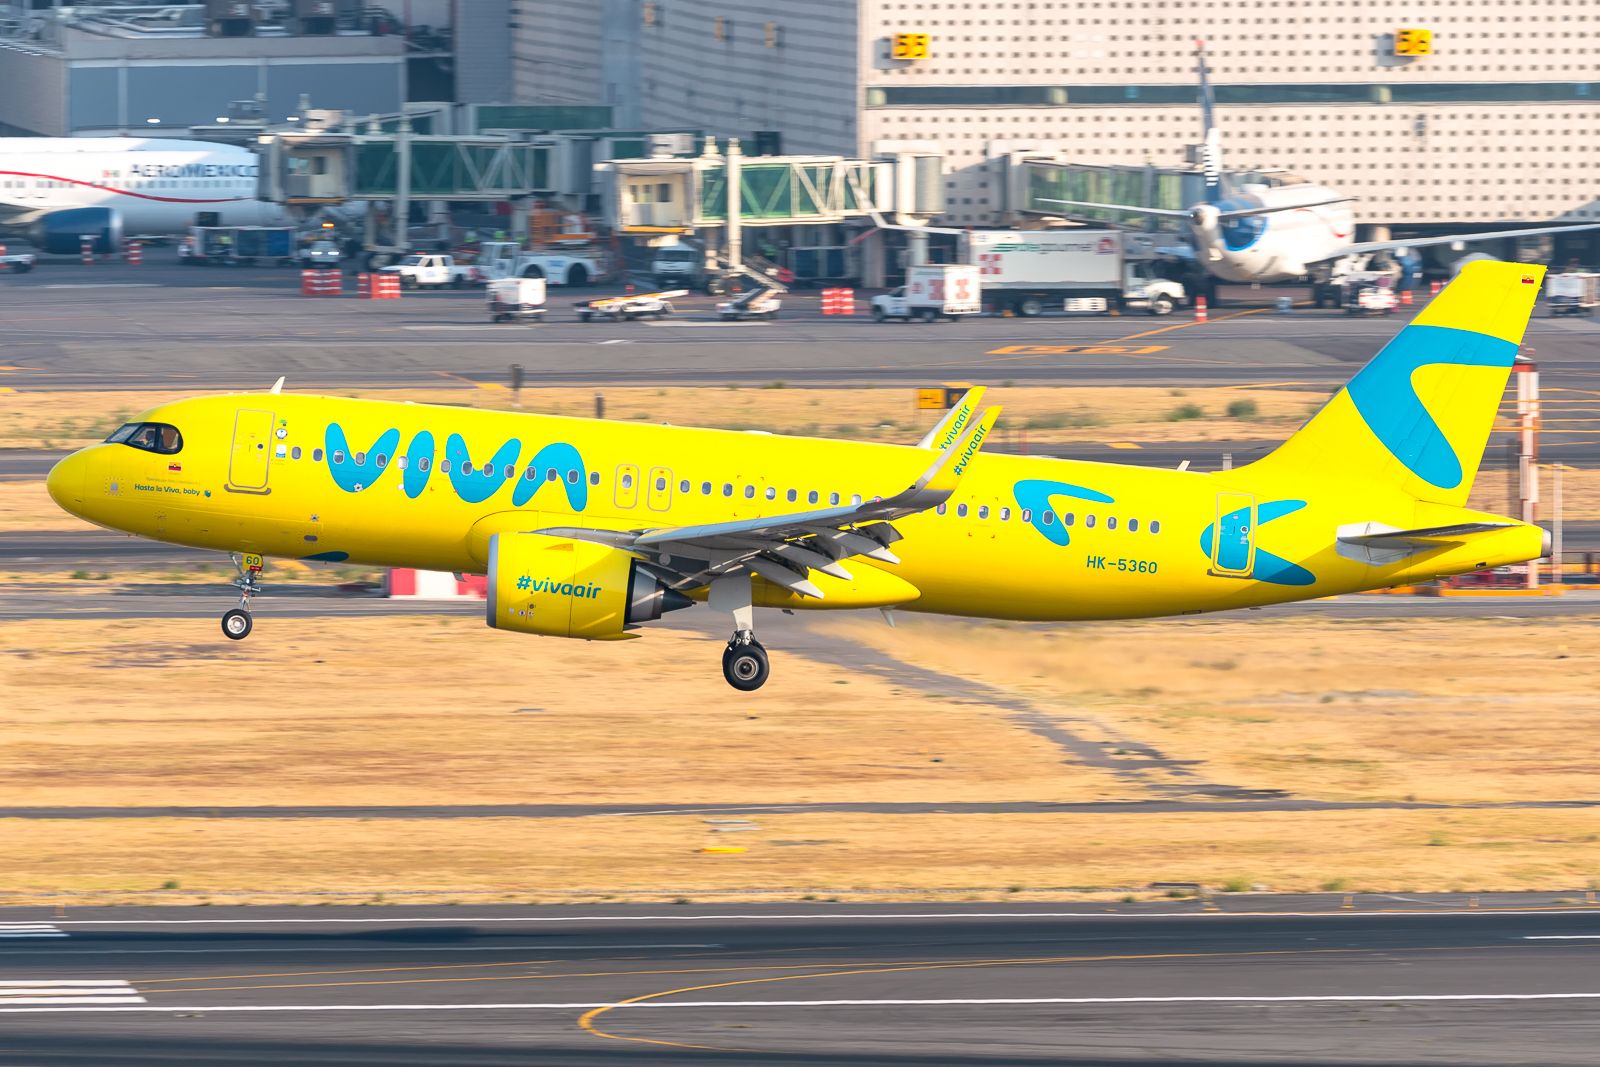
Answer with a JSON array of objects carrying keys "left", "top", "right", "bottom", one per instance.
[{"left": 46, "top": 450, "right": 87, "bottom": 516}]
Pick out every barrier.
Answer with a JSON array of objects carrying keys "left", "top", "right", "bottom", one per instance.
[
  {"left": 356, "top": 272, "right": 402, "bottom": 299},
  {"left": 80, "top": 236, "right": 94, "bottom": 265},
  {"left": 1193, "top": 295, "right": 1208, "bottom": 322},
  {"left": 1430, "top": 280, "right": 1443, "bottom": 296},
  {"left": 1399, "top": 288, "right": 1412, "bottom": 305},
  {"left": 125, "top": 240, "right": 143, "bottom": 266},
  {"left": 300, "top": 269, "right": 342, "bottom": 296},
  {"left": 821, "top": 287, "right": 855, "bottom": 315},
  {"left": 386, "top": 569, "right": 487, "bottom": 600}
]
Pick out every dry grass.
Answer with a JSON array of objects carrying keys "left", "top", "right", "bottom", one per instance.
[
  {"left": 831, "top": 614, "right": 1600, "bottom": 804},
  {"left": 3, "top": 809, "right": 1597, "bottom": 903},
  {"left": 0, "top": 616, "right": 1119, "bottom": 808},
  {"left": 0, "top": 480, "right": 98, "bottom": 532}
]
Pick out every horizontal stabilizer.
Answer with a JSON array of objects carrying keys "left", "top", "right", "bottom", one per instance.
[{"left": 1336, "top": 520, "right": 1516, "bottom": 564}]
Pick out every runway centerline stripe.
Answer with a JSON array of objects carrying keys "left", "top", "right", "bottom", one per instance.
[{"left": 9, "top": 992, "right": 1600, "bottom": 1014}]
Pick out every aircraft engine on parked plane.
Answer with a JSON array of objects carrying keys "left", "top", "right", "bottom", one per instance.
[{"left": 27, "top": 208, "right": 123, "bottom": 255}]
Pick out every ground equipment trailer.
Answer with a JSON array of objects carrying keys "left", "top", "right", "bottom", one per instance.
[
  {"left": 488, "top": 278, "right": 547, "bottom": 323},
  {"left": 716, "top": 286, "right": 783, "bottom": 320},
  {"left": 575, "top": 289, "right": 686, "bottom": 322}
]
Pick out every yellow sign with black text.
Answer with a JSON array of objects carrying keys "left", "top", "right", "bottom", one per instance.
[{"left": 891, "top": 33, "right": 930, "bottom": 60}]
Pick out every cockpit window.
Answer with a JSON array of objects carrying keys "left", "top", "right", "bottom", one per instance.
[{"left": 106, "top": 422, "right": 183, "bottom": 455}]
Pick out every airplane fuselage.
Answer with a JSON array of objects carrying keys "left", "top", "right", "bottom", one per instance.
[
  {"left": 47, "top": 393, "right": 1539, "bottom": 623},
  {"left": 1189, "top": 183, "right": 1356, "bottom": 283},
  {"left": 0, "top": 137, "right": 287, "bottom": 235}
]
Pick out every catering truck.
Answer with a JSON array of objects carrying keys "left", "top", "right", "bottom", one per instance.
[
  {"left": 966, "top": 229, "right": 1185, "bottom": 316},
  {"left": 871, "top": 264, "right": 982, "bottom": 322}
]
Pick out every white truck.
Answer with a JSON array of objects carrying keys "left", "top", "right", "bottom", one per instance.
[
  {"left": 487, "top": 278, "right": 546, "bottom": 323},
  {"left": 380, "top": 253, "right": 481, "bottom": 290},
  {"left": 476, "top": 241, "right": 607, "bottom": 287},
  {"left": 871, "top": 264, "right": 982, "bottom": 322},
  {"left": 966, "top": 230, "right": 1184, "bottom": 316},
  {"left": 1546, "top": 271, "right": 1600, "bottom": 316},
  {"left": 0, "top": 249, "right": 36, "bottom": 274},
  {"left": 651, "top": 242, "right": 710, "bottom": 291}
]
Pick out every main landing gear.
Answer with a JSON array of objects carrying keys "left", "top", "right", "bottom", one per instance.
[
  {"left": 723, "top": 630, "right": 769, "bottom": 692},
  {"left": 710, "top": 573, "right": 770, "bottom": 691},
  {"left": 222, "top": 552, "right": 264, "bottom": 641}
]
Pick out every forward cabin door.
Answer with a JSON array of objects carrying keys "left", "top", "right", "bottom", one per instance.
[
  {"left": 227, "top": 408, "right": 275, "bottom": 492},
  {"left": 1210, "top": 492, "right": 1255, "bottom": 577}
]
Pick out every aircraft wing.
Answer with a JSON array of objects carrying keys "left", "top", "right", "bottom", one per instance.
[
  {"left": 1337, "top": 223, "right": 1600, "bottom": 260},
  {"left": 546, "top": 408, "right": 1002, "bottom": 599},
  {"left": 1034, "top": 198, "right": 1192, "bottom": 219}
]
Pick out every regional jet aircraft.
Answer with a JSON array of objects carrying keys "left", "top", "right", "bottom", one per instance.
[{"left": 48, "top": 262, "right": 1549, "bottom": 689}]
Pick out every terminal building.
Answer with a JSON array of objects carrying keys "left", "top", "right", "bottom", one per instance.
[{"left": 510, "top": 0, "right": 1600, "bottom": 238}]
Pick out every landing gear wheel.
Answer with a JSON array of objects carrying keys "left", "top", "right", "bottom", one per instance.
[
  {"left": 722, "top": 638, "right": 769, "bottom": 691},
  {"left": 221, "top": 608, "right": 253, "bottom": 640}
]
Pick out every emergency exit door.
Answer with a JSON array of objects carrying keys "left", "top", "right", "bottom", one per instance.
[
  {"left": 1210, "top": 492, "right": 1256, "bottom": 577},
  {"left": 227, "top": 409, "right": 274, "bottom": 492}
]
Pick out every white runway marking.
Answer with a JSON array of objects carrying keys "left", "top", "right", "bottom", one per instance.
[
  {"left": 1523, "top": 935, "right": 1600, "bottom": 940},
  {"left": 5, "top": 991, "right": 1600, "bottom": 1014},
  {"left": 0, "top": 923, "right": 67, "bottom": 939},
  {"left": 38, "top": 283, "right": 162, "bottom": 290},
  {"left": 37, "top": 909, "right": 1600, "bottom": 926},
  {"left": 0, "top": 980, "right": 143, "bottom": 1006}
]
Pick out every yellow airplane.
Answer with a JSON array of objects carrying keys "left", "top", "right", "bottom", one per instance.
[{"left": 47, "top": 261, "right": 1549, "bottom": 690}]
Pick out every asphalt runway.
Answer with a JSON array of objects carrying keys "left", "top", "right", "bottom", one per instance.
[{"left": 2, "top": 901, "right": 1598, "bottom": 1064}]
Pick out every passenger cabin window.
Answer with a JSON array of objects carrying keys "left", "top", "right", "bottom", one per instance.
[
  {"left": 957, "top": 503, "right": 968, "bottom": 518},
  {"left": 977, "top": 505, "right": 989, "bottom": 519},
  {"left": 722, "top": 484, "right": 733, "bottom": 497},
  {"left": 680, "top": 479, "right": 690, "bottom": 493},
  {"left": 291, "top": 446, "right": 302, "bottom": 460},
  {"left": 621, "top": 472, "right": 634, "bottom": 488},
  {"left": 787, "top": 489, "right": 798, "bottom": 502},
  {"left": 744, "top": 485, "right": 755, "bottom": 499},
  {"left": 314, "top": 448, "right": 325, "bottom": 462},
  {"left": 1106, "top": 516, "right": 1117, "bottom": 530},
  {"left": 808, "top": 491, "right": 819, "bottom": 504},
  {"left": 1064, "top": 512, "right": 1075, "bottom": 526},
  {"left": 1085, "top": 514, "right": 1096, "bottom": 528},
  {"left": 1128, "top": 518, "right": 1139, "bottom": 532},
  {"left": 702, "top": 481, "right": 712, "bottom": 495},
  {"left": 590, "top": 471, "right": 600, "bottom": 485},
  {"left": 416, "top": 456, "right": 428, "bottom": 471},
  {"left": 1150, "top": 520, "right": 1162, "bottom": 534},
  {"left": 107, "top": 422, "right": 183, "bottom": 455}
]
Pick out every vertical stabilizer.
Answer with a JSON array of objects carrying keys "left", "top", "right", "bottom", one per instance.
[
  {"left": 1195, "top": 39, "right": 1224, "bottom": 203},
  {"left": 1246, "top": 261, "right": 1543, "bottom": 507}
]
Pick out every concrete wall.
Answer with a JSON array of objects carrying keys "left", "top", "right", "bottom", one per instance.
[
  {"left": 0, "top": 44, "right": 69, "bottom": 135},
  {"left": 453, "top": 0, "right": 512, "bottom": 104},
  {"left": 858, "top": 0, "right": 1600, "bottom": 226},
  {"left": 510, "top": 0, "right": 604, "bottom": 107}
]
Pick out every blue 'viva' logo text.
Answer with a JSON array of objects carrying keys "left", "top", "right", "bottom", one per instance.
[{"left": 325, "top": 423, "right": 588, "bottom": 510}]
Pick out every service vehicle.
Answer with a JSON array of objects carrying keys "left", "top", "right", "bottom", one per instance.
[
  {"left": 380, "top": 253, "right": 481, "bottom": 290},
  {"left": 299, "top": 240, "right": 341, "bottom": 269},
  {"left": 651, "top": 242, "right": 710, "bottom": 291},
  {"left": 475, "top": 241, "right": 608, "bottom": 287},
  {"left": 488, "top": 277, "right": 547, "bottom": 323},
  {"left": 1545, "top": 272, "right": 1600, "bottom": 316},
  {"left": 0, "top": 249, "right": 36, "bottom": 273},
  {"left": 717, "top": 286, "right": 783, "bottom": 321},
  {"left": 1342, "top": 279, "right": 1398, "bottom": 315},
  {"left": 966, "top": 230, "right": 1184, "bottom": 316},
  {"left": 871, "top": 265, "right": 982, "bottom": 322},
  {"left": 575, "top": 289, "right": 685, "bottom": 322}
]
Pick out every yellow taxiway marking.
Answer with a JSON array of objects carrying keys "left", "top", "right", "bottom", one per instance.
[
  {"left": 576, "top": 940, "right": 1552, "bottom": 1054},
  {"left": 970, "top": 308, "right": 1269, "bottom": 368},
  {"left": 1114, "top": 307, "right": 1269, "bottom": 342},
  {"left": 1106, "top": 442, "right": 1142, "bottom": 450},
  {"left": 431, "top": 369, "right": 506, "bottom": 391}
]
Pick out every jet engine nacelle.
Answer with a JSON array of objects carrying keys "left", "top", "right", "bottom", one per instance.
[
  {"left": 486, "top": 532, "right": 692, "bottom": 640},
  {"left": 27, "top": 208, "right": 124, "bottom": 255}
]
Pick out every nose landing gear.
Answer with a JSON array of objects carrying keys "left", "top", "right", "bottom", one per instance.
[{"left": 222, "top": 552, "right": 264, "bottom": 641}]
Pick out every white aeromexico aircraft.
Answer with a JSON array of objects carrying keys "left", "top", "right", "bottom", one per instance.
[
  {"left": 1042, "top": 42, "right": 1600, "bottom": 283},
  {"left": 0, "top": 136, "right": 289, "bottom": 253}
]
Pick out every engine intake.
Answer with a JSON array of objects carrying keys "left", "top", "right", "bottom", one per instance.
[
  {"left": 28, "top": 208, "right": 124, "bottom": 255},
  {"left": 487, "top": 532, "right": 691, "bottom": 640}
]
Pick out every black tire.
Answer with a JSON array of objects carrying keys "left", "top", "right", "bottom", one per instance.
[
  {"left": 399, "top": 276, "right": 416, "bottom": 290},
  {"left": 1149, "top": 295, "right": 1175, "bottom": 316},
  {"left": 11, "top": 262, "right": 29, "bottom": 274},
  {"left": 1019, "top": 297, "right": 1043, "bottom": 317},
  {"left": 723, "top": 641, "right": 770, "bottom": 691},
  {"left": 872, "top": 306, "right": 887, "bottom": 323},
  {"left": 765, "top": 310, "right": 778, "bottom": 320},
  {"left": 919, "top": 308, "right": 937, "bottom": 323},
  {"left": 568, "top": 265, "right": 589, "bottom": 287},
  {"left": 522, "top": 266, "right": 545, "bottom": 280},
  {"left": 221, "top": 609, "right": 252, "bottom": 641},
  {"left": 452, "top": 276, "right": 466, "bottom": 289},
  {"left": 659, "top": 302, "right": 673, "bottom": 317}
]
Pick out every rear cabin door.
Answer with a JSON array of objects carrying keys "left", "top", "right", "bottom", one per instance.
[
  {"left": 1210, "top": 492, "right": 1256, "bottom": 577},
  {"left": 646, "top": 466, "right": 673, "bottom": 511},
  {"left": 228, "top": 408, "right": 275, "bottom": 492}
]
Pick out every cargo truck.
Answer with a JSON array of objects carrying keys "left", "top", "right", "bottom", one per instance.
[
  {"left": 1546, "top": 272, "right": 1600, "bottom": 316},
  {"left": 966, "top": 230, "right": 1185, "bottom": 316},
  {"left": 871, "top": 265, "right": 982, "bottom": 322}
]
